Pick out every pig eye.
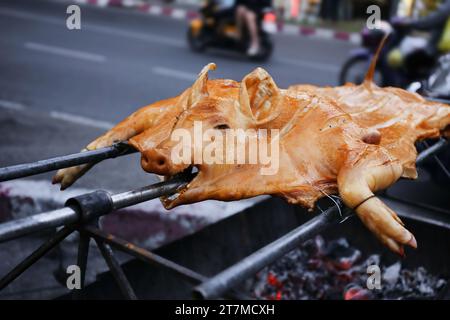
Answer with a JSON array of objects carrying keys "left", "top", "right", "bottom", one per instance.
[{"left": 214, "top": 124, "right": 230, "bottom": 130}]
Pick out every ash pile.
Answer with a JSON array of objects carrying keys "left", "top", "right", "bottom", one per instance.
[{"left": 249, "top": 236, "right": 448, "bottom": 300}]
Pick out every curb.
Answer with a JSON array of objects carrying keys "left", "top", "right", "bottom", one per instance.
[{"left": 71, "top": 0, "right": 361, "bottom": 44}]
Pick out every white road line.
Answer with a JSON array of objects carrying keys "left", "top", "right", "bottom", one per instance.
[
  {"left": 276, "top": 57, "right": 340, "bottom": 73},
  {"left": 96, "top": 0, "right": 110, "bottom": 7},
  {"left": 0, "top": 7, "right": 63, "bottom": 25},
  {"left": 0, "top": 99, "right": 26, "bottom": 111},
  {"left": 171, "top": 8, "right": 186, "bottom": 20},
  {"left": 0, "top": 99, "right": 114, "bottom": 130},
  {"left": 149, "top": 5, "right": 163, "bottom": 15},
  {"left": 24, "top": 42, "right": 106, "bottom": 63},
  {"left": 152, "top": 67, "right": 197, "bottom": 82},
  {"left": 50, "top": 111, "right": 114, "bottom": 130},
  {"left": 0, "top": 7, "right": 184, "bottom": 48},
  {"left": 86, "top": 24, "right": 184, "bottom": 47}
]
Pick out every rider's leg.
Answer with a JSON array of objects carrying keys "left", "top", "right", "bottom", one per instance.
[
  {"left": 245, "top": 9, "right": 260, "bottom": 55},
  {"left": 235, "top": 5, "right": 246, "bottom": 40}
]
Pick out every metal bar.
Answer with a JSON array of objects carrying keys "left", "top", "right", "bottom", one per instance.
[
  {"left": 94, "top": 238, "right": 137, "bottom": 300},
  {"left": 110, "top": 174, "right": 193, "bottom": 210},
  {"left": 0, "top": 135, "right": 442, "bottom": 184},
  {"left": 193, "top": 204, "right": 349, "bottom": 300},
  {"left": 416, "top": 138, "right": 448, "bottom": 165},
  {"left": 0, "top": 140, "right": 441, "bottom": 294},
  {"left": 71, "top": 232, "right": 90, "bottom": 300},
  {"left": 0, "top": 142, "right": 136, "bottom": 183},
  {"left": 88, "top": 227, "right": 248, "bottom": 300},
  {"left": 0, "top": 208, "right": 78, "bottom": 243},
  {"left": 422, "top": 140, "right": 450, "bottom": 178},
  {"left": 0, "top": 95, "right": 444, "bottom": 184},
  {"left": 0, "top": 137, "right": 442, "bottom": 244},
  {"left": 0, "top": 176, "right": 191, "bottom": 243},
  {"left": 382, "top": 196, "right": 450, "bottom": 230},
  {"left": 84, "top": 225, "right": 207, "bottom": 285},
  {"left": 425, "top": 96, "right": 450, "bottom": 105},
  {"left": 0, "top": 227, "right": 73, "bottom": 290}
]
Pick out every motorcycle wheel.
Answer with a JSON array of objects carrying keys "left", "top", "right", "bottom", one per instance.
[
  {"left": 339, "top": 55, "right": 384, "bottom": 86},
  {"left": 187, "top": 27, "right": 207, "bottom": 52}
]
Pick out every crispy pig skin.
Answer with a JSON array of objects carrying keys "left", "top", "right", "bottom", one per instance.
[{"left": 53, "top": 63, "right": 450, "bottom": 254}]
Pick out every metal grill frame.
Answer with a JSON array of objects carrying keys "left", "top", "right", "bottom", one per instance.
[{"left": 0, "top": 137, "right": 447, "bottom": 299}]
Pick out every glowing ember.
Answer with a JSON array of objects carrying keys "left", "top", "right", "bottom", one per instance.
[{"left": 249, "top": 236, "right": 447, "bottom": 300}]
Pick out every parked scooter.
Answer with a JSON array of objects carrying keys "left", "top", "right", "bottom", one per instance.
[
  {"left": 339, "top": 21, "right": 437, "bottom": 88},
  {"left": 187, "top": 0, "right": 274, "bottom": 61}
]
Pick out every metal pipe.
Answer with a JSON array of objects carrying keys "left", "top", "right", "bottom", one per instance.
[
  {"left": 71, "top": 232, "right": 91, "bottom": 300},
  {"left": 0, "top": 136, "right": 443, "bottom": 184},
  {"left": 416, "top": 138, "right": 448, "bottom": 165},
  {"left": 193, "top": 204, "right": 349, "bottom": 300},
  {"left": 0, "top": 141, "right": 441, "bottom": 244},
  {"left": 421, "top": 140, "right": 450, "bottom": 178},
  {"left": 425, "top": 96, "right": 450, "bottom": 105},
  {"left": 94, "top": 239, "right": 138, "bottom": 300},
  {"left": 84, "top": 225, "right": 208, "bottom": 285},
  {"left": 0, "top": 176, "right": 192, "bottom": 243},
  {"left": 0, "top": 207, "right": 78, "bottom": 243},
  {"left": 0, "top": 227, "right": 73, "bottom": 290},
  {"left": 0, "top": 133, "right": 441, "bottom": 242},
  {"left": 110, "top": 175, "right": 192, "bottom": 210},
  {"left": 86, "top": 226, "right": 249, "bottom": 300},
  {"left": 0, "top": 142, "right": 136, "bottom": 182}
]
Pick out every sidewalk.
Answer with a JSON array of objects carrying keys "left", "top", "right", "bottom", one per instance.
[{"left": 65, "top": 0, "right": 362, "bottom": 44}]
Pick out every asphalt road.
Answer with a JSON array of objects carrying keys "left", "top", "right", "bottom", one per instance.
[{"left": 0, "top": 0, "right": 356, "bottom": 124}]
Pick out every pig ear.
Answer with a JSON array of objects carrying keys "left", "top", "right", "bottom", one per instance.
[
  {"left": 188, "top": 63, "right": 216, "bottom": 106},
  {"left": 239, "top": 67, "right": 280, "bottom": 120}
]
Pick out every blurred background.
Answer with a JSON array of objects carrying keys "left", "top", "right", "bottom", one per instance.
[{"left": 0, "top": 0, "right": 449, "bottom": 299}]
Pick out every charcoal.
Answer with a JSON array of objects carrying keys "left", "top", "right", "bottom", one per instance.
[
  {"left": 250, "top": 236, "right": 448, "bottom": 300},
  {"left": 383, "top": 262, "right": 401, "bottom": 285},
  {"left": 343, "top": 284, "right": 374, "bottom": 300}
]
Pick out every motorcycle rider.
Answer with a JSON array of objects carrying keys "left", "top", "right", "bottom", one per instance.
[
  {"left": 235, "top": 0, "right": 271, "bottom": 56},
  {"left": 390, "top": 0, "right": 450, "bottom": 61}
]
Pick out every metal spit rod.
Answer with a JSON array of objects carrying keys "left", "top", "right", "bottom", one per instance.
[
  {"left": 0, "top": 142, "right": 136, "bottom": 183},
  {"left": 0, "top": 140, "right": 445, "bottom": 297},
  {"left": 0, "top": 138, "right": 445, "bottom": 244},
  {"left": 0, "top": 135, "right": 446, "bottom": 184},
  {"left": 194, "top": 204, "right": 350, "bottom": 300},
  {"left": 0, "top": 176, "right": 190, "bottom": 243}
]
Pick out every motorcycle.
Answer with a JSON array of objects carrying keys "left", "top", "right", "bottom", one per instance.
[
  {"left": 187, "top": 0, "right": 275, "bottom": 61},
  {"left": 339, "top": 21, "right": 437, "bottom": 88},
  {"left": 408, "top": 53, "right": 450, "bottom": 186}
]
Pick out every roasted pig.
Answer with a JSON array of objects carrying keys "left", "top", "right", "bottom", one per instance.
[{"left": 53, "top": 63, "right": 450, "bottom": 255}]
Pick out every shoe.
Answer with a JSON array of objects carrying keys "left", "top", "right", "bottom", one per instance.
[{"left": 247, "top": 44, "right": 260, "bottom": 57}]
